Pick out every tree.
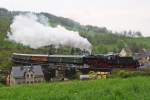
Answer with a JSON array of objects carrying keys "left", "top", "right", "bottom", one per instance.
[{"left": 134, "top": 31, "right": 142, "bottom": 37}]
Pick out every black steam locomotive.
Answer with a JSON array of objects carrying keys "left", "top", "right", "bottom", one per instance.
[
  {"left": 84, "top": 54, "right": 139, "bottom": 71},
  {"left": 11, "top": 53, "right": 139, "bottom": 70}
]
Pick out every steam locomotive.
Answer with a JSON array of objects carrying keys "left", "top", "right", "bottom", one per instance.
[{"left": 11, "top": 53, "right": 139, "bottom": 70}]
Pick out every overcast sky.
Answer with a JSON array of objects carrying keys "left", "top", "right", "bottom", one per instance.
[{"left": 0, "top": 0, "right": 150, "bottom": 36}]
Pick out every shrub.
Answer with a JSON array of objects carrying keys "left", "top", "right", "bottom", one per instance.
[
  {"left": 111, "top": 70, "right": 130, "bottom": 78},
  {"left": 0, "top": 74, "right": 6, "bottom": 84},
  {"left": 111, "top": 69, "right": 150, "bottom": 78}
]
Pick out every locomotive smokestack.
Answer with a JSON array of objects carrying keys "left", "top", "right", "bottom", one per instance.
[{"left": 48, "top": 45, "right": 54, "bottom": 55}]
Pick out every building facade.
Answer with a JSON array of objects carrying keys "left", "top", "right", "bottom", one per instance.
[
  {"left": 8, "top": 65, "right": 44, "bottom": 86},
  {"left": 119, "top": 48, "right": 133, "bottom": 57}
]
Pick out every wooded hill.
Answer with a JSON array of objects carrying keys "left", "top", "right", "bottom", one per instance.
[{"left": 0, "top": 8, "right": 150, "bottom": 70}]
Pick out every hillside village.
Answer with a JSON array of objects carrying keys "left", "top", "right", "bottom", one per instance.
[
  {"left": 0, "top": 8, "right": 150, "bottom": 86},
  {"left": 1, "top": 0, "right": 150, "bottom": 99}
]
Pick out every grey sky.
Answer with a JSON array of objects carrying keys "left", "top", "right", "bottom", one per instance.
[{"left": 0, "top": 0, "right": 150, "bottom": 36}]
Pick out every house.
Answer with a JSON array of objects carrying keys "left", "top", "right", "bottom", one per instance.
[
  {"left": 7, "top": 65, "right": 45, "bottom": 86},
  {"left": 119, "top": 48, "right": 133, "bottom": 57},
  {"left": 134, "top": 51, "right": 150, "bottom": 67}
]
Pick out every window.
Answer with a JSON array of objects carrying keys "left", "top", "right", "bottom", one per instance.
[
  {"left": 31, "top": 74, "right": 33, "bottom": 78},
  {"left": 26, "top": 74, "right": 29, "bottom": 78}
]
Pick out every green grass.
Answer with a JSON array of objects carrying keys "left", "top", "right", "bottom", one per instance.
[{"left": 0, "top": 76, "right": 150, "bottom": 100}]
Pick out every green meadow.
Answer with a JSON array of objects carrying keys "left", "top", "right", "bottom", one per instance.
[{"left": 0, "top": 76, "right": 150, "bottom": 100}]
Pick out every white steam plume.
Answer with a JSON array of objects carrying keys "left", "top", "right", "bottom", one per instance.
[{"left": 7, "top": 13, "right": 92, "bottom": 52}]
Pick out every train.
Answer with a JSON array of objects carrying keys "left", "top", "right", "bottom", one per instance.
[
  {"left": 11, "top": 53, "right": 140, "bottom": 80},
  {"left": 11, "top": 53, "right": 139, "bottom": 70}
]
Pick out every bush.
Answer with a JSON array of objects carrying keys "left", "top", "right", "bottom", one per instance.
[
  {"left": 131, "top": 69, "right": 150, "bottom": 77},
  {"left": 111, "top": 70, "right": 130, "bottom": 78},
  {"left": 0, "top": 74, "right": 6, "bottom": 84},
  {"left": 111, "top": 69, "right": 150, "bottom": 78}
]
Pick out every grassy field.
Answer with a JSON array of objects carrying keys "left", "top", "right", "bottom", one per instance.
[{"left": 0, "top": 76, "right": 150, "bottom": 100}]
